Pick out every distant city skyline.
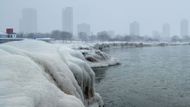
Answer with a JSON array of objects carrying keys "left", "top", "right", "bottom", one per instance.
[{"left": 1, "top": 0, "right": 190, "bottom": 36}]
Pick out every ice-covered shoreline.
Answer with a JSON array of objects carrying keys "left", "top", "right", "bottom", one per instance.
[
  {"left": 53, "top": 40, "right": 190, "bottom": 67},
  {"left": 93, "top": 41, "right": 190, "bottom": 50},
  {"left": 52, "top": 41, "right": 120, "bottom": 68},
  {"left": 53, "top": 40, "right": 190, "bottom": 50},
  {"left": 2, "top": 40, "right": 187, "bottom": 107},
  {"left": 0, "top": 40, "right": 103, "bottom": 107}
]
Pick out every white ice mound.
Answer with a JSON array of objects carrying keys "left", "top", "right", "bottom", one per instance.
[{"left": 0, "top": 39, "right": 103, "bottom": 107}]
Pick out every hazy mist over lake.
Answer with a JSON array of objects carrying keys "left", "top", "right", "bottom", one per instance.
[
  {"left": 2, "top": 1, "right": 190, "bottom": 107},
  {"left": 1, "top": 0, "right": 190, "bottom": 35}
]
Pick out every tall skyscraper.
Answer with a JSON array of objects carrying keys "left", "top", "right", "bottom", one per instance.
[
  {"left": 19, "top": 8, "right": 37, "bottom": 33},
  {"left": 129, "top": 21, "right": 140, "bottom": 36},
  {"left": 180, "top": 19, "right": 189, "bottom": 37},
  {"left": 62, "top": 7, "right": 73, "bottom": 34},
  {"left": 162, "top": 23, "right": 170, "bottom": 40},
  {"left": 77, "top": 23, "right": 91, "bottom": 36}
]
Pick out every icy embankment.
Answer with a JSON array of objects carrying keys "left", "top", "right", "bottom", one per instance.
[
  {"left": 0, "top": 40, "right": 103, "bottom": 107},
  {"left": 53, "top": 40, "right": 190, "bottom": 68},
  {"left": 93, "top": 41, "right": 190, "bottom": 50},
  {"left": 53, "top": 42, "right": 120, "bottom": 68}
]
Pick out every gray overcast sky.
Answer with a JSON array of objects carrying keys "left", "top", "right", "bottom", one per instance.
[{"left": 1, "top": 0, "right": 190, "bottom": 36}]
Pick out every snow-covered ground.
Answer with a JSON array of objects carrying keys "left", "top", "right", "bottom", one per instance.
[{"left": 0, "top": 40, "right": 103, "bottom": 107}]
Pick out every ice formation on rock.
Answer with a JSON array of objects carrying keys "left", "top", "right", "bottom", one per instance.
[
  {"left": 79, "top": 48, "right": 120, "bottom": 68},
  {"left": 53, "top": 41, "right": 120, "bottom": 68},
  {"left": 0, "top": 39, "right": 103, "bottom": 107}
]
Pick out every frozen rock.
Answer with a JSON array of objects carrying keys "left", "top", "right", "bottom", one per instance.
[{"left": 0, "top": 39, "right": 103, "bottom": 107}]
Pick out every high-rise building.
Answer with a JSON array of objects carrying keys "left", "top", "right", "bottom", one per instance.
[
  {"left": 162, "top": 23, "right": 170, "bottom": 41},
  {"left": 77, "top": 23, "right": 91, "bottom": 36},
  {"left": 162, "top": 23, "right": 170, "bottom": 37},
  {"left": 19, "top": 8, "right": 37, "bottom": 33},
  {"left": 180, "top": 19, "right": 189, "bottom": 37},
  {"left": 129, "top": 21, "right": 140, "bottom": 36},
  {"left": 62, "top": 7, "right": 73, "bottom": 34}
]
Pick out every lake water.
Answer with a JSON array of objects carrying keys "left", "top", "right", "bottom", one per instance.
[{"left": 94, "top": 45, "right": 190, "bottom": 107}]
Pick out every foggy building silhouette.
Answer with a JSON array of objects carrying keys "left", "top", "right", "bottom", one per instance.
[
  {"left": 19, "top": 8, "right": 37, "bottom": 33},
  {"left": 162, "top": 23, "right": 170, "bottom": 41},
  {"left": 152, "top": 30, "right": 161, "bottom": 40},
  {"left": 77, "top": 23, "right": 91, "bottom": 36},
  {"left": 180, "top": 19, "right": 189, "bottom": 37},
  {"left": 62, "top": 7, "right": 73, "bottom": 34},
  {"left": 129, "top": 21, "right": 140, "bottom": 36},
  {"left": 107, "top": 30, "right": 115, "bottom": 38}
]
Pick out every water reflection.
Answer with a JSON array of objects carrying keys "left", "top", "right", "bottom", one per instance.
[{"left": 93, "top": 67, "right": 108, "bottom": 83}]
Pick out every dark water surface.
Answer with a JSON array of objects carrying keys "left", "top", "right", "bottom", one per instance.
[{"left": 94, "top": 46, "right": 190, "bottom": 107}]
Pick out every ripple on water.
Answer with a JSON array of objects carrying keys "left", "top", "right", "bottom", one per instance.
[{"left": 95, "top": 46, "right": 190, "bottom": 107}]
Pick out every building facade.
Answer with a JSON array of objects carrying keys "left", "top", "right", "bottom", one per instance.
[
  {"left": 19, "top": 8, "right": 37, "bottom": 33},
  {"left": 162, "top": 23, "right": 170, "bottom": 41},
  {"left": 129, "top": 21, "right": 140, "bottom": 36},
  {"left": 180, "top": 19, "right": 189, "bottom": 37},
  {"left": 162, "top": 23, "right": 170, "bottom": 37},
  {"left": 62, "top": 7, "right": 73, "bottom": 35}
]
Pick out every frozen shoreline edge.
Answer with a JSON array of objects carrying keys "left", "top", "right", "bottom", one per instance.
[{"left": 0, "top": 40, "right": 104, "bottom": 107}]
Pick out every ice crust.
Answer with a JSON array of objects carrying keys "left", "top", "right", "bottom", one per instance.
[{"left": 0, "top": 40, "right": 103, "bottom": 107}]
